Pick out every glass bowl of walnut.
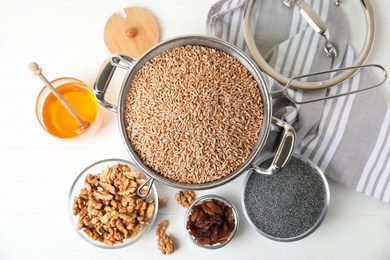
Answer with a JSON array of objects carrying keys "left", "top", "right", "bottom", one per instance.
[
  {"left": 68, "top": 158, "right": 158, "bottom": 249},
  {"left": 185, "top": 194, "right": 238, "bottom": 249}
]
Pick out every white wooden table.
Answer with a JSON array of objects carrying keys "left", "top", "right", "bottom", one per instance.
[{"left": 0, "top": 0, "right": 389, "bottom": 259}]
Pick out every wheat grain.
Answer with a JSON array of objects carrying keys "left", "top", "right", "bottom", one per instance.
[{"left": 125, "top": 45, "right": 263, "bottom": 184}]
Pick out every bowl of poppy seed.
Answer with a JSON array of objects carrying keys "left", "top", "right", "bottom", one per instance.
[
  {"left": 242, "top": 154, "right": 330, "bottom": 242},
  {"left": 185, "top": 195, "right": 238, "bottom": 249}
]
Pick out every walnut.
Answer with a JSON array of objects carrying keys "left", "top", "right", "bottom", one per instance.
[
  {"left": 93, "top": 190, "right": 114, "bottom": 201},
  {"left": 99, "top": 166, "right": 111, "bottom": 182},
  {"left": 175, "top": 190, "right": 195, "bottom": 208},
  {"left": 156, "top": 220, "right": 174, "bottom": 254},
  {"left": 159, "top": 198, "right": 167, "bottom": 208},
  {"left": 73, "top": 196, "right": 82, "bottom": 215},
  {"left": 72, "top": 163, "right": 156, "bottom": 246},
  {"left": 145, "top": 201, "right": 155, "bottom": 219},
  {"left": 99, "top": 182, "right": 116, "bottom": 194}
]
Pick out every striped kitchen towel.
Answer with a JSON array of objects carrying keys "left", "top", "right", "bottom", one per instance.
[{"left": 207, "top": 0, "right": 390, "bottom": 203}]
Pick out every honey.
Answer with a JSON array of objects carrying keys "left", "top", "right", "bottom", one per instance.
[{"left": 36, "top": 78, "right": 100, "bottom": 139}]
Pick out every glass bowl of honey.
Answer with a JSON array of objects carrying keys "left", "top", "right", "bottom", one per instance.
[{"left": 35, "top": 77, "right": 102, "bottom": 139}]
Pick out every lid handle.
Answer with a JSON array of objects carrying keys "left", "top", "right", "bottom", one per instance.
[{"left": 283, "top": 0, "right": 337, "bottom": 57}]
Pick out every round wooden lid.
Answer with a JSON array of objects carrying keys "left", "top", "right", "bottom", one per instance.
[{"left": 104, "top": 7, "right": 159, "bottom": 58}]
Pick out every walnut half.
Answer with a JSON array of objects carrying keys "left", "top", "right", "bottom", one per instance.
[
  {"left": 156, "top": 220, "right": 174, "bottom": 254},
  {"left": 175, "top": 190, "right": 194, "bottom": 208},
  {"left": 72, "top": 163, "right": 156, "bottom": 246}
]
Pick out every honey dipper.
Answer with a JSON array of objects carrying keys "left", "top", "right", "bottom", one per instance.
[{"left": 29, "top": 62, "right": 90, "bottom": 134}]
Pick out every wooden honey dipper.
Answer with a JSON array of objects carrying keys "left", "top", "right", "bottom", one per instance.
[{"left": 29, "top": 62, "right": 90, "bottom": 134}]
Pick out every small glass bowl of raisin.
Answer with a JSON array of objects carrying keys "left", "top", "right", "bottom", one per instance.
[{"left": 184, "top": 194, "right": 239, "bottom": 249}]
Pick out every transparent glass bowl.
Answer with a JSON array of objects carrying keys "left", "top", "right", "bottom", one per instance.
[
  {"left": 35, "top": 77, "right": 103, "bottom": 140},
  {"left": 68, "top": 158, "right": 158, "bottom": 249},
  {"left": 184, "top": 194, "right": 238, "bottom": 249}
]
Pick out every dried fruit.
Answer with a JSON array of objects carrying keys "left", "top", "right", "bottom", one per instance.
[{"left": 186, "top": 198, "right": 235, "bottom": 246}]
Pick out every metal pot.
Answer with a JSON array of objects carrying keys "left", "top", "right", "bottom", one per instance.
[{"left": 93, "top": 35, "right": 296, "bottom": 193}]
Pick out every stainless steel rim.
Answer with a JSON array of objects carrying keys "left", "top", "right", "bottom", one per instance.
[
  {"left": 241, "top": 153, "right": 330, "bottom": 242},
  {"left": 117, "top": 35, "right": 273, "bottom": 190},
  {"left": 184, "top": 194, "right": 239, "bottom": 249}
]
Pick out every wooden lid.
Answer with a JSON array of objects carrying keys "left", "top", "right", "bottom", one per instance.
[{"left": 104, "top": 7, "right": 159, "bottom": 58}]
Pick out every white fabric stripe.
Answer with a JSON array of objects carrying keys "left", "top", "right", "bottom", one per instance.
[
  {"left": 221, "top": 0, "right": 235, "bottom": 40},
  {"left": 295, "top": 1, "right": 336, "bottom": 153},
  {"left": 300, "top": 65, "right": 341, "bottom": 157},
  {"left": 374, "top": 148, "right": 390, "bottom": 200},
  {"left": 318, "top": 66, "right": 360, "bottom": 169},
  {"left": 274, "top": 35, "right": 303, "bottom": 121},
  {"left": 300, "top": 33, "right": 320, "bottom": 76},
  {"left": 285, "top": 106, "right": 299, "bottom": 123},
  {"left": 277, "top": 0, "right": 304, "bottom": 73},
  {"left": 311, "top": 0, "right": 320, "bottom": 23},
  {"left": 281, "top": 33, "right": 301, "bottom": 75},
  {"left": 274, "top": 44, "right": 286, "bottom": 74},
  {"left": 382, "top": 159, "right": 390, "bottom": 202},
  {"left": 235, "top": 4, "right": 248, "bottom": 54},
  {"left": 298, "top": 0, "right": 309, "bottom": 32},
  {"left": 375, "top": 116, "right": 390, "bottom": 201},
  {"left": 312, "top": 90, "right": 348, "bottom": 164},
  {"left": 371, "top": 135, "right": 390, "bottom": 198},
  {"left": 289, "top": 2, "right": 302, "bottom": 37},
  {"left": 281, "top": 0, "right": 329, "bottom": 122},
  {"left": 297, "top": 80, "right": 342, "bottom": 153},
  {"left": 277, "top": 0, "right": 320, "bottom": 76},
  {"left": 359, "top": 107, "right": 390, "bottom": 195},
  {"left": 209, "top": 0, "right": 230, "bottom": 36},
  {"left": 301, "top": 0, "right": 328, "bottom": 76},
  {"left": 281, "top": 0, "right": 329, "bottom": 121},
  {"left": 303, "top": 46, "right": 353, "bottom": 160},
  {"left": 207, "top": 0, "right": 228, "bottom": 34},
  {"left": 226, "top": 0, "right": 240, "bottom": 44},
  {"left": 357, "top": 106, "right": 390, "bottom": 192},
  {"left": 297, "top": 132, "right": 317, "bottom": 152},
  {"left": 310, "top": 48, "right": 355, "bottom": 165},
  {"left": 209, "top": 0, "right": 245, "bottom": 30},
  {"left": 294, "top": 29, "right": 314, "bottom": 79},
  {"left": 281, "top": 0, "right": 327, "bottom": 78}
]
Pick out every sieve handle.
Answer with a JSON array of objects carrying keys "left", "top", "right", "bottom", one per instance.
[
  {"left": 137, "top": 177, "right": 155, "bottom": 197},
  {"left": 93, "top": 54, "right": 135, "bottom": 113},
  {"left": 272, "top": 64, "right": 388, "bottom": 104},
  {"left": 251, "top": 117, "right": 296, "bottom": 175}
]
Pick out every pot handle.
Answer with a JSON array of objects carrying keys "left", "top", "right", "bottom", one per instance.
[
  {"left": 251, "top": 117, "right": 296, "bottom": 175},
  {"left": 93, "top": 54, "right": 135, "bottom": 113}
]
